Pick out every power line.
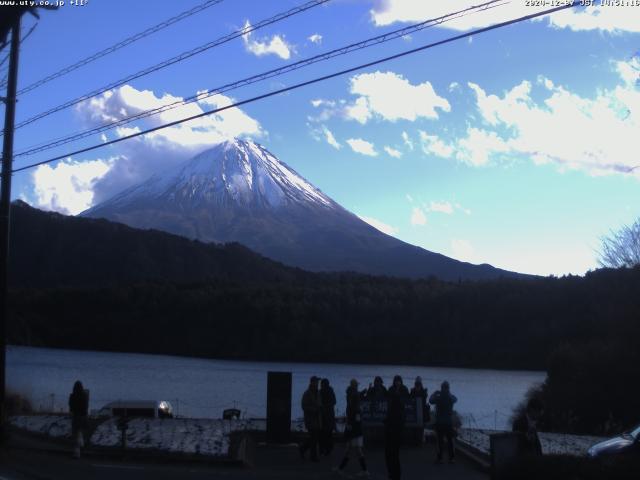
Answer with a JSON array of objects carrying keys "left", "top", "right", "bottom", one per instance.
[
  {"left": 14, "top": 0, "right": 508, "bottom": 159},
  {"left": 17, "top": 0, "right": 226, "bottom": 96},
  {"left": 0, "top": 23, "right": 36, "bottom": 89},
  {"left": 19, "top": 22, "right": 38, "bottom": 45},
  {"left": 12, "top": 2, "right": 578, "bottom": 175},
  {"left": 0, "top": 54, "right": 10, "bottom": 71},
  {"left": 8, "top": 0, "right": 331, "bottom": 133}
]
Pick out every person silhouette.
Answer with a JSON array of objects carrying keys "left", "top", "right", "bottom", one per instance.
[
  {"left": 429, "top": 380, "right": 457, "bottom": 464},
  {"left": 69, "top": 380, "right": 89, "bottom": 459}
]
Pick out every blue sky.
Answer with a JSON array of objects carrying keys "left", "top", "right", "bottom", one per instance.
[{"left": 4, "top": 0, "right": 640, "bottom": 276}]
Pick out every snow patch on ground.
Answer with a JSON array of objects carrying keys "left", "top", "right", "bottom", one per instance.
[
  {"left": 9, "top": 415, "right": 72, "bottom": 438},
  {"left": 457, "top": 428, "right": 607, "bottom": 457},
  {"left": 10, "top": 415, "right": 264, "bottom": 457},
  {"left": 90, "top": 418, "right": 258, "bottom": 456}
]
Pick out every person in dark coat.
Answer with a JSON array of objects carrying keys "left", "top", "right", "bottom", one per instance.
[
  {"left": 366, "top": 376, "right": 387, "bottom": 401},
  {"left": 319, "top": 378, "right": 336, "bottom": 456},
  {"left": 385, "top": 375, "right": 408, "bottom": 480},
  {"left": 300, "top": 376, "right": 321, "bottom": 461},
  {"left": 410, "top": 376, "right": 430, "bottom": 425},
  {"left": 429, "top": 380, "right": 458, "bottom": 464},
  {"left": 335, "top": 379, "right": 369, "bottom": 476},
  {"left": 69, "top": 380, "right": 89, "bottom": 459},
  {"left": 513, "top": 397, "right": 543, "bottom": 456}
]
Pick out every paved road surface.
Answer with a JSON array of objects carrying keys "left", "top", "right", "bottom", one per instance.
[{"left": 1, "top": 441, "right": 488, "bottom": 480}]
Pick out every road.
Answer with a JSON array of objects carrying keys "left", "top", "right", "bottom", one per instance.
[{"left": 0, "top": 441, "right": 488, "bottom": 480}]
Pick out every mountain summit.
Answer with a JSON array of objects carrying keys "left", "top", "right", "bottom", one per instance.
[
  {"left": 83, "top": 139, "right": 519, "bottom": 280},
  {"left": 92, "top": 139, "right": 338, "bottom": 212}
]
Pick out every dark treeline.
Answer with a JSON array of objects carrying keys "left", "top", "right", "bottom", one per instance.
[
  {"left": 9, "top": 267, "right": 640, "bottom": 373},
  {"left": 8, "top": 200, "right": 306, "bottom": 288}
]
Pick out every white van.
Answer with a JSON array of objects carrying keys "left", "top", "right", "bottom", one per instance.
[{"left": 98, "top": 400, "right": 174, "bottom": 419}]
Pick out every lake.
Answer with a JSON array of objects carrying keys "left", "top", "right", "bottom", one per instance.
[{"left": 7, "top": 345, "right": 544, "bottom": 430}]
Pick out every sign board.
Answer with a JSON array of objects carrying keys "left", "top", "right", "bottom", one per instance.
[
  {"left": 266, "top": 371, "right": 292, "bottom": 444},
  {"left": 361, "top": 397, "right": 422, "bottom": 427}
]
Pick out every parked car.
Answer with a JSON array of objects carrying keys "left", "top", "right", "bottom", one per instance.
[
  {"left": 98, "top": 400, "right": 174, "bottom": 419},
  {"left": 587, "top": 423, "right": 640, "bottom": 458}
]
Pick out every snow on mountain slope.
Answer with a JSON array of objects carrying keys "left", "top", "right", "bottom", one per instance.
[
  {"left": 89, "top": 139, "right": 334, "bottom": 213},
  {"left": 83, "top": 139, "right": 521, "bottom": 281}
]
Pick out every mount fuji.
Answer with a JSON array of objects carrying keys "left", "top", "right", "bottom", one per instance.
[{"left": 82, "top": 139, "right": 518, "bottom": 281}]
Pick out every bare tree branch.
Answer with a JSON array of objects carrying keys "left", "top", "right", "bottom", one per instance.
[{"left": 598, "top": 218, "right": 640, "bottom": 268}]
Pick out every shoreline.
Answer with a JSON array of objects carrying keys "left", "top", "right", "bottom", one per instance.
[{"left": 7, "top": 343, "right": 548, "bottom": 375}]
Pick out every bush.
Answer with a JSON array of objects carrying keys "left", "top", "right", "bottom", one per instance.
[
  {"left": 512, "top": 340, "right": 640, "bottom": 435},
  {"left": 5, "top": 390, "right": 33, "bottom": 415}
]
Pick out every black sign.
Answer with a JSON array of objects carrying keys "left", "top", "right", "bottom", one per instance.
[
  {"left": 361, "top": 398, "right": 422, "bottom": 426},
  {"left": 266, "top": 371, "right": 292, "bottom": 443}
]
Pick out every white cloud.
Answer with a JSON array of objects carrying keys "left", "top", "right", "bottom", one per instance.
[
  {"left": 358, "top": 215, "right": 398, "bottom": 236},
  {"left": 37, "top": 84, "right": 265, "bottom": 211},
  {"left": 405, "top": 193, "right": 414, "bottom": 203},
  {"left": 448, "top": 81, "right": 461, "bottom": 92},
  {"left": 308, "top": 33, "right": 322, "bottom": 44},
  {"left": 309, "top": 123, "right": 341, "bottom": 150},
  {"left": 345, "top": 71, "right": 450, "bottom": 124},
  {"left": 616, "top": 58, "right": 640, "bottom": 87},
  {"left": 419, "top": 130, "right": 455, "bottom": 158},
  {"left": 32, "top": 158, "right": 114, "bottom": 215},
  {"left": 242, "top": 21, "right": 292, "bottom": 59},
  {"left": 455, "top": 127, "right": 510, "bottom": 167},
  {"left": 463, "top": 63, "right": 640, "bottom": 175},
  {"left": 451, "top": 238, "right": 477, "bottom": 263},
  {"left": 410, "top": 206, "right": 427, "bottom": 226},
  {"left": 420, "top": 127, "right": 510, "bottom": 169},
  {"left": 370, "top": 1, "right": 640, "bottom": 33},
  {"left": 76, "top": 85, "right": 264, "bottom": 148},
  {"left": 307, "top": 98, "right": 344, "bottom": 123},
  {"left": 346, "top": 138, "right": 378, "bottom": 157},
  {"left": 344, "top": 97, "right": 372, "bottom": 124},
  {"left": 384, "top": 146, "right": 402, "bottom": 158},
  {"left": 311, "top": 98, "right": 335, "bottom": 108},
  {"left": 402, "top": 131, "right": 414, "bottom": 151},
  {"left": 545, "top": 5, "right": 640, "bottom": 33},
  {"left": 322, "top": 125, "right": 341, "bottom": 149},
  {"left": 370, "top": 1, "right": 534, "bottom": 30},
  {"left": 426, "top": 201, "right": 454, "bottom": 214}
]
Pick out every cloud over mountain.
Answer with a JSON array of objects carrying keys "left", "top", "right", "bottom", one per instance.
[{"left": 30, "top": 85, "right": 264, "bottom": 215}]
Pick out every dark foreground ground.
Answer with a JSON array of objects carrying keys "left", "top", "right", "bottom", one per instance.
[{"left": 0, "top": 433, "right": 488, "bottom": 480}]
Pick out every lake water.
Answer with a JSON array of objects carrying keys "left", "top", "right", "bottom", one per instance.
[{"left": 7, "top": 346, "right": 545, "bottom": 430}]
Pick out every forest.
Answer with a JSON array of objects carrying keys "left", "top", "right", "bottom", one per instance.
[{"left": 8, "top": 201, "right": 640, "bottom": 434}]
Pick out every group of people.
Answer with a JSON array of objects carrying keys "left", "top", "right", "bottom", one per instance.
[{"left": 299, "top": 375, "right": 458, "bottom": 479}]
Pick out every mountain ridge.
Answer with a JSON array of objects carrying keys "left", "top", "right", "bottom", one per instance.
[
  {"left": 9, "top": 200, "right": 305, "bottom": 289},
  {"left": 82, "top": 139, "right": 524, "bottom": 281}
]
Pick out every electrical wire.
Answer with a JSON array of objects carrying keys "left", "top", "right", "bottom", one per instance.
[
  {"left": 13, "top": 0, "right": 508, "bottom": 158},
  {"left": 11, "top": 2, "right": 578, "bottom": 175},
  {"left": 0, "top": 23, "right": 37, "bottom": 91},
  {"left": 8, "top": 0, "right": 331, "bottom": 133},
  {"left": 19, "top": 22, "right": 38, "bottom": 45},
  {"left": 17, "top": 0, "right": 227, "bottom": 96}
]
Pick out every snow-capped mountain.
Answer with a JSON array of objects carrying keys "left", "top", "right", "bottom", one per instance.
[
  {"left": 99, "top": 139, "right": 336, "bottom": 212},
  {"left": 83, "top": 139, "right": 519, "bottom": 281}
]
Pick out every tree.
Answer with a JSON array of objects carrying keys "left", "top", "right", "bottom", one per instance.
[{"left": 599, "top": 218, "right": 640, "bottom": 268}]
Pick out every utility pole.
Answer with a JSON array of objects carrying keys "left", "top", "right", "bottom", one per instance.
[{"left": 0, "top": 13, "right": 21, "bottom": 444}]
